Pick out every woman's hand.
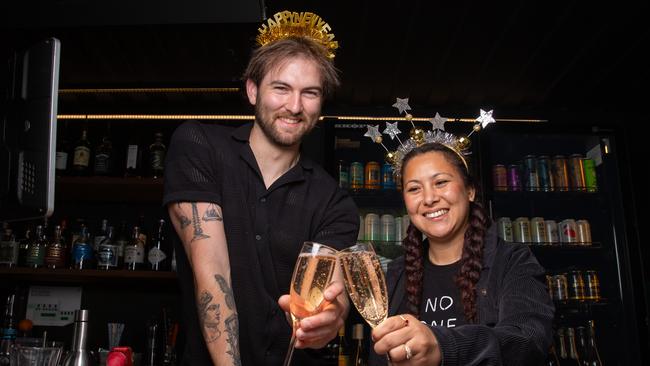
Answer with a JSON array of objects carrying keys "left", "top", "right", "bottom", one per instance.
[{"left": 372, "top": 314, "right": 442, "bottom": 365}]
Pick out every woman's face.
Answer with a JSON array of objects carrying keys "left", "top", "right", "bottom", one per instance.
[{"left": 402, "top": 151, "right": 475, "bottom": 246}]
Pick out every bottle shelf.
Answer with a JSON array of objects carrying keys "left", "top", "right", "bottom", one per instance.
[
  {"left": 56, "top": 176, "right": 163, "bottom": 203},
  {"left": 0, "top": 267, "right": 177, "bottom": 285}
]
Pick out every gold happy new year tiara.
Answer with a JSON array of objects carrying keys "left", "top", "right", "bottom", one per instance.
[
  {"left": 256, "top": 10, "right": 339, "bottom": 59},
  {"left": 364, "top": 98, "right": 496, "bottom": 176}
]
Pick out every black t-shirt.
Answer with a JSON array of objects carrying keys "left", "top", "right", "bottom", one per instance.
[
  {"left": 419, "top": 258, "right": 466, "bottom": 328},
  {"left": 163, "top": 121, "right": 359, "bottom": 366}
]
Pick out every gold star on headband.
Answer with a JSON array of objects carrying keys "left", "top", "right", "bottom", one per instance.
[
  {"left": 392, "top": 98, "right": 411, "bottom": 115},
  {"left": 256, "top": 11, "right": 339, "bottom": 59}
]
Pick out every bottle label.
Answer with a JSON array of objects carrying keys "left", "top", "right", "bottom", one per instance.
[
  {"left": 72, "top": 243, "right": 93, "bottom": 263},
  {"left": 56, "top": 151, "right": 68, "bottom": 170},
  {"left": 0, "top": 240, "right": 19, "bottom": 266},
  {"left": 97, "top": 244, "right": 119, "bottom": 268},
  {"left": 94, "top": 153, "right": 111, "bottom": 174},
  {"left": 150, "top": 150, "right": 166, "bottom": 172},
  {"left": 124, "top": 246, "right": 144, "bottom": 263},
  {"left": 126, "top": 145, "right": 139, "bottom": 169},
  {"left": 44, "top": 245, "right": 66, "bottom": 267},
  {"left": 25, "top": 245, "right": 46, "bottom": 266},
  {"left": 115, "top": 240, "right": 128, "bottom": 257},
  {"left": 73, "top": 146, "right": 90, "bottom": 167},
  {"left": 148, "top": 247, "right": 167, "bottom": 265}
]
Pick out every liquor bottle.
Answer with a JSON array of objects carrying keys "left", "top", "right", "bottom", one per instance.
[
  {"left": 124, "top": 226, "right": 145, "bottom": 270},
  {"left": 97, "top": 226, "right": 119, "bottom": 270},
  {"left": 45, "top": 225, "right": 67, "bottom": 269},
  {"left": 149, "top": 132, "right": 167, "bottom": 178},
  {"left": 0, "top": 294, "right": 16, "bottom": 366},
  {"left": 0, "top": 222, "right": 19, "bottom": 267},
  {"left": 72, "top": 127, "right": 92, "bottom": 176},
  {"left": 25, "top": 225, "right": 47, "bottom": 268},
  {"left": 581, "top": 321, "right": 603, "bottom": 366},
  {"left": 556, "top": 328, "right": 568, "bottom": 363},
  {"left": 94, "top": 124, "right": 114, "bottom": 176},
  {"left": 124, "top": 135, "right": 143, "bottom": 177},
  {"left": 566, "top": 327, "right": 582, "bottom": 366},
  {"left": 17, "top": 226, "right": 32, "bottom": 267},
  {"left": 62, "top": 309, "right": 94, "bottom": 366},
  {"left": 93, "top": 219, "right": 109, "bottom": 253},
  {"left": 56, "top": 121, "right": 71, "bottom": 176},
  {"left": 148, "top": 219, "right": 170, "bottom": 271},
  {"left": 144, "top": 316, "right": 163, "bottom": 366},
  {"left": 337, "top": 326, "right": 351, "bottom": 366},
  {"left": 71, "top": 226, "right": 94, "bottom": 269},
  {"left": 351, "top": 323, "right": 365, "bottom": 366},
  {"left": 114, "top": 221, "right": 129, "bottom": 269}
]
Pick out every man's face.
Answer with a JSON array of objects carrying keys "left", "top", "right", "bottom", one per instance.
[{"left": 246, "top": 56, "right": 323, "bottom": 147}]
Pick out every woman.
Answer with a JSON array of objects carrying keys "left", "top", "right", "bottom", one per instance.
[{"left": 369, "top": 143, "right": 554, "bottom": 365}]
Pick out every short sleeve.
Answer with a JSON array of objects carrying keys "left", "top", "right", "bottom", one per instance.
[{"left": 163, "top": 121, "right": 223, "bottom": 206}]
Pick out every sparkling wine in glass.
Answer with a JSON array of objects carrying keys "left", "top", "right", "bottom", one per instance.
[
  {"left": 283, "top": 241, "right": 338, "bottom": 366},
  {"left": 339, "top": 242, "right": 388, "bottom": 328}
]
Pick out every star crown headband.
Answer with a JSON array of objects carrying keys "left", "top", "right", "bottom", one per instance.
[
  {"left": 364, "top": 98, "right": 496, "bottom": 176},
  {"left": 256, "top": 10, "right": 339, "bottom": 59}
]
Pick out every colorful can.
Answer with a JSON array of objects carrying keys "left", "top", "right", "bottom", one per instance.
[
  {"left": 530, "top": 217, "right": 547, "bottom": 244},
  {"left": 544, "top": 220, "right": 559, "bottom": 244},
  {"left": 523, "top": 155, "right": 539, "bottom": 191},
  {"left": 337, "top": 160, "right": 349, "bottom": 190},
  {"left": 567, "top": 270, "right": 586, "bottom": 301},
  {"left": 364, "top": 161, "right": 381, "bottom": 190},
  {"left": 568, "top": 154, "right": 586, "bottom": 191},
  {"left": 513, "top": 217, "right": 531, "bottom": 243},
  {"left": 507, "top": 164, "right": 522, "bottom": 191},
  {"left": 395, "top": 216, "right": 404, "bottom": 242},
  {"left": 576, "top": 219, "right": 592, "bottom": 245},
  {"left": 497, "top": 217, "right": 513, "bottom": 242},
  {"left": 492, "top": 164, "right": 507, "bottom": 191},
  {"left": 380, "top": 214, "right": 396, "bottom": 242},
  {"left": 559, "top": 219, "right": 578, "bottom": 244},
  {"left": 551, "top": 274, "right": 569, "bottom": 303},
  {"left": 537, "top": 156, "right": 554, "bottom": 192},
  {"left": 583, "top": 158, "right": 598, "bottom": 192},
  {"left": 585, "top": 270, "right": 601, "bottom": 301},
  {"left": 364, "top": 213, "right": 380, "bottom": 241},
  {"left": 381, "top": 163, "right": 396, "bottom": 190},
  {"left": 552, "top": 155, "right": 570, "bottom": 191},
  {"left": 350, "top": 162, "right": 364, "bottom": 189}
]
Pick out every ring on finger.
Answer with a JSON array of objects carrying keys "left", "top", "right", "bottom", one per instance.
[
  {"left": 399, "top": 314, "right": 409, "bottom": 327},
  {"left": 404, "top": 343, "right": 413, "bottom": 360}
]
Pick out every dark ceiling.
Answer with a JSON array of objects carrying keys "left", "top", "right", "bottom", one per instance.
[{"left": 2, "top": 1, "right": 649, "bottom": 120}]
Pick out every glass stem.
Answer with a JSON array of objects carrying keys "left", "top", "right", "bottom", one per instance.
[{"left": 282, "top": 321, "right": 298, "bottom": 366}]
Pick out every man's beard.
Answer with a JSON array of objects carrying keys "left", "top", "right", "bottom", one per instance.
[{"left": 254, "top": 104, "right": 316, "bottom": 147}]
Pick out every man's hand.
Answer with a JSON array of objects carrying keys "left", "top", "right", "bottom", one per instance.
[{"left": 278, "top": 280, "right": 349, "bottom": 349}]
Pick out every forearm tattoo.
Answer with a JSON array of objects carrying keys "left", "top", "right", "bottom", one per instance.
[
  {"left": 215, "top": 275, "right": 236, "bottom": 310},
  {"left": 190, "top": 202, "right": 209, "bottom": 242},
  {"left": 198, "top": 291, "right": 221, "bottom": 343},
  {"left": 176, "top": 203, "right": 191, "bottom": 229},
  {"left": 225, "top": 314, "right": 241, "bottom": 366},
  {"left": 203, "top": 203, "right": 223, "bottom": 222}
]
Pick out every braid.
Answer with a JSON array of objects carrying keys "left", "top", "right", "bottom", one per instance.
[
  {"left": 454, "top": 201, "right": 489, "bottom": 323},
  {"left": 403, "top": 223, "right": 424, "bottom": 316}
]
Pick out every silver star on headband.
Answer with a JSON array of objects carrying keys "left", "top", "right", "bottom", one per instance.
[
  {"left": 476, "top": 109, "right": 495, "bottom": 128},
  {"left": 392, "top": 98, "right": 411, "bottom": 115},
  {"left": 383, "top": 121, "right": 402, "bottom": 140},
  {"left": 429, "top": 113, "right": 447, "bottom": 131},
  {"left": 364, "top": 124, "right": 382, "bottom": 142}
]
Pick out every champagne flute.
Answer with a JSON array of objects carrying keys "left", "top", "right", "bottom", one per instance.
[{"left": 283, "top": 241, "right": 338, "bottom": 366}]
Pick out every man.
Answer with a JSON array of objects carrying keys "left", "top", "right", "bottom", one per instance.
[{"left": 163, "top": 30, "right": 359, "bottom": 365}]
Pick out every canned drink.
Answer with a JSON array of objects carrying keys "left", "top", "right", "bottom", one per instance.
[
  {"left": 497, "top": 217, "right": 513, "bottom": 242},
  {"left": 544, "top": 220, "right": 559, "bottom": 244},
  {"left": 583, "top": 158, "right": 598, "bottom": 192},
  {"left": 350, "top": 162, "right": 364, "bottom": 189},
  {"left": 530, "top": 217, "right": 547, "bottom": 244},
  {"left": 576, "top": 220, "right": 592, "bottom": 245},
  {"left": 381, "top": 163, "right": 396, "bottom": 190},
  {"left": 513, "top": 217, "right": 531, "bottom": 243},
  {"left": 567, "top": 270, "right": 586, "bottom": 301},
  {"left": 492, "top": 165, "right": 507, "bottom": 191},
  {"left": 551, "top": 274, "right": 569, "bottom": 303},
  {"left": 395, "top": 216, "right": 404, "bottom": 242},
  {"left": 380, "top": 214, "right": 396, "bottom": 242},
  {"left": 559, "top": 219, "right": 578, "bottom": 244},
  {"left": 523, "top": 155, "right": 539, "bottom": 191},
  {"left": 552, "top": 155, "right": 570, "bottom": 191},
  {"left": 507, "top": 164, "right": 522, "bottom": 191},
  {"left": 585, "top": 270, "right": 601, "bottom": 301},
  {"left": 537, "top": 156, "right": 554, "bottom": 192},
  {"left": 568, "top": 154, "right": 586, "bottom": 191},
  {"left": 337, "top": 160, "right": 349, "bottom": 189},
  {"left": 364, "top": 213, "right": 380, "bottom": 241},
  {"left": 357, "top": 215, "right": 365, "bottom": 241},
  {"left": 364, "top": 162, "right": 381, "bottom": 189}
]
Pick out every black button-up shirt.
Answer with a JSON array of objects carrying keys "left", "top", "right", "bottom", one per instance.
[{"left": 163, "top": 121, "right": 359, "bottom": 366}]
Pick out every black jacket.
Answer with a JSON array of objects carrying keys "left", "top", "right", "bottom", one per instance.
[{"left": 369, "top": 224, "right": 555, "bottom": 366}]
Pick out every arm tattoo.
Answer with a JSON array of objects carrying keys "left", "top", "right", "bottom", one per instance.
[
  {"left": 190, "top": 203, "right": 210, "bottom": 242},
  {"left": 225, "top": 314, "right": 241, "bottom": 366},
  {"left": 198, "top": 291, "right": 221, "bottom": 343},
  {"left": 215, "top": 275, "right": 236, "bottom": 310},
  {"left": 203, "top": 203, "right": 223, "bottom": 222},
  {"left": 176, "top": 203, "right": 191, "bottom": 229}
]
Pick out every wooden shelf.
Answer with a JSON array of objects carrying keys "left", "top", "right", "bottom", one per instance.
[
  {"left": 0, "top": 267, "right": 177, "bottom": 285},
  {"left": 56, "top": 176, "right": 163, "bottom": 203}
]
